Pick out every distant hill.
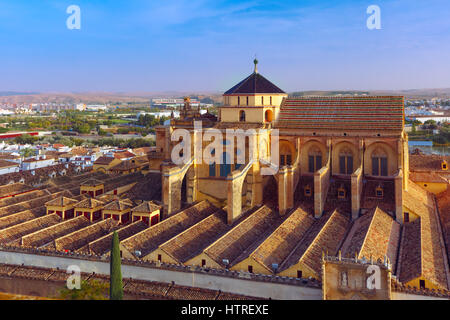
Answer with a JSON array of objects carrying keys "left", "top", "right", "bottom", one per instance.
[
  {"left": 0, "top": 91, "right": 223, "bottom": 105},
  {"left": 0, "top": 91, "right": 39, "bottom": 97},
  {"left": 1, "top": 88, "right": 449, "bottom": 105},
  {"left": 290, "top": 89, "right": 450, "bottom": 99}
]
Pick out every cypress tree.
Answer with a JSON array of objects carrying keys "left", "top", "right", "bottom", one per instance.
[{"left": 110, "top": 231, "right": 123, "bottom": 300}]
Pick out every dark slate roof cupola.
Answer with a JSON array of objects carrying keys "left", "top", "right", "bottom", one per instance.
[{"left": 224, "top": 60, "right": 285, "bottom": 95}]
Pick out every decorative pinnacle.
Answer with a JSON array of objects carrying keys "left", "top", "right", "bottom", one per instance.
[{"left": 253, "top": 57, "right": 258, "bottom": 73}]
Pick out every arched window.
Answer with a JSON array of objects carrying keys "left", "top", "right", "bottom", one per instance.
[
  {"left": 339, "top": 148, "right": 354, "bottom": 175},
  {"left": 308, "top": 147, "right": 322, "bottom": 173},
  {"left": 371, "top": 148, "right": 388, "bottom": 176},
  {"left": 220, "top": 152, "right": 231, "bottom": 177},
  {"left": 239, "top": 110, "right": 246, "bottom": 122}
]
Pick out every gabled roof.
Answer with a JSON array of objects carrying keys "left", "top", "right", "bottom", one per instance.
[
  {"left": 103, "top": 200, "right": 133, "bottom": 212},
  {"left": 224, "top": 72, "right": 285, "bottom": 95},
  {"left": 409, "top": 154, "right": 450, "bottom": 172},
  {"left": 249, "top": 206, "right": 315, "bottom": 273},
  {"left": 0, "top": 160, "right": 19, "bottom": 168},
  {"left": 279, "top": 210, "right": 350, "bottom": 275},
  {"left": 276, "top": 96, "right": 404, "bottom": 131},
  {"left": 114, "top": 151, "right": 135, "bottom": 159},
  {"left": 340, "top": 207, "right": 401, "bottom": 270},
  {"left": 398, "top": 181, "right": 449, "bottom": 290},
  {"left": 80, "top": 179, "right": 104, "bottom": 187},
  {"left": 121, "top": 200, "right": 217, "bottom": 258},
  {"left": 158, "top": 210, "right": 230, "bottom": 263},
  {"left": 203, "top": 205, "right": 281, "bottom": 267},
  {"left": 45, "top": 196, "right": 78, "bottom": 207},
  {"left": 75, "top": 198, "right": 105, "bottom": 209},
  {"left": 132, "top": 201, "right": 161, "bottom": 213},
  {"left": 93, "top": 156, "right": 115, "bottom": 165}
]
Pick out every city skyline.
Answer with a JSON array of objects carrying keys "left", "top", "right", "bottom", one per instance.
[{"left": 1, "top": 0, "right": 450, "bottom": 93}]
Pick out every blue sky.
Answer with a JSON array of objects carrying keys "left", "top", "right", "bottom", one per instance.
[{"left": 0, "top": 0, "right": 449, "bottom": 92}]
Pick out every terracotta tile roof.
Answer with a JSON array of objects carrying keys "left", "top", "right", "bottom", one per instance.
[
  {"left": 93, "top": 156, "right": 115, "bottom": 165},
  {"left": 250, "top": 206, "right": 316, "bottom": 272},
  {"left": 132, "top": 201, "right": 161, "bottom": 213},
  {"left": 159, "top": 210, "right": 230, "bottom": 263},
  {"left": 103, "top": 172, "right": 143, "bottom": 193},
  {"left": 45, "top": 196, "right": 78, "bottom": 207},
  {"left": 409, "top": 154, "right": 450, "bottom": 172},
  {"left": 110, "top": 158, "right": 148, "bottom": 171},
  {"left": 204, "top": 205, "right": 281, "bottom": 267},
  {"left": 341, "top": 207, "right": 401, "bottom": 270},
  {"left": 75, "top": 198, "right": 105, "bottom": 209},
  {"left": 70, "top": 147, "right": 88, "bottom": 156},
  {"left": 0, "top": 153, "right": 20, "bottom": 160},
  {"left": 409, "top": 172, "right": 448, "bottom": 184},
  {"left": 166, "top": 284, "right": 219, "bottom": 300},
  {"left": 122, "top": 200, "right": 217, "bottom": 258},
  {"left": 280, "top": 210, "right": 350, "bottom": 277},
  {"left": 124, "top": 173, "right": 162, "bottom": 201},
  {"left": 0, "top": 207, "right": 45, "bottom": 231},
  {"left": 0, "top": 214, "right": 61, "bottom": 245},
  {"left": 0, "top": 183, "right": 34, "bottom": 198},
  {"left": 103, "top": 200, "right": 133, "bottom": 212},
  {"left": 0, "top": 190, "right": 73, "bottom": 219},
  {"left": 21, "top": 216, "right": 90, "bottom": 248},
  {"left": 85, "top": 221, "right": 148, "bottom": 256},
  {"left": 114, "top": 151, "right": 135, "bottom": 159},
  {"left": 54, "top": 218, "right": 120, "bottom": 252},
  {"left": 9, "top": 265, "right": 55, "bottom": 281},
  {"left": 122, "top": 279, "right": 171, "bottom": 298},
  {"left": 398, "top": 181, "right": 449, "bottom": 290},
  {"left": 80, "top": 179, "right": 104, "bottom": 186},
  {"left": 0, "top": 159, "right": 18, "bottom": 168},
  {"left": 436, "top": 188, "right": 450, "bottom": 266},
  {"left": 276, "top": 96, "right": 404, "bottom": 131},
  {"left": 224, "top": 71, "right": 285, "bottom": 95},
  {"left": 398, "top": 219, "right": 422, "bottom": 284},
  {"left": 0, "top": 189, "right": 48, "bottom": 207}
]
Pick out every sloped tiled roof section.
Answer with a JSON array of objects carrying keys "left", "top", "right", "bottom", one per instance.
[
  {"left": 341, "top": 207, "right": 401, "bottom": 271},
  {"left": 122, "top": 200, "right": 217, "bottom": 258},
  {"left": 276, "top": 96, "right": 404, "bottom": 131},
  {"left": 132, "top": 201, "right": 161, "bottom": 213},
  {"left": 159, "top": 210, "right": 231, "bottom": 264},
  {"left": 436, "top": 188, "right": 450, "bottom": 266},
  {"left": 250, "top": 206, "right": 315, "bottom": 272},
  {"left": 224, "top": 72, "right": 285, "bottom": 95},
  {"left": 399, "top": 181, "right": 449, "bottom": 290},
  {"left": 204, "top": 205, "right": 281, "bottom": 267},
  {"left": 280, "top": 210, "right": 350, "bottom": 276}
]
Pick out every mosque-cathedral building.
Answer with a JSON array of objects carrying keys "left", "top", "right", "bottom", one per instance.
[{"left": 0, "top": 61, "right": 448, "bottom": 300}]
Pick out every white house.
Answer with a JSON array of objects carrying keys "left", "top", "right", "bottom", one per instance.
[
  {"left": 21, "top": 155, "right": 55, "bottom": 171},
  {"left": 0, "top": 160, "right": 20, "bottom": 175}
]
